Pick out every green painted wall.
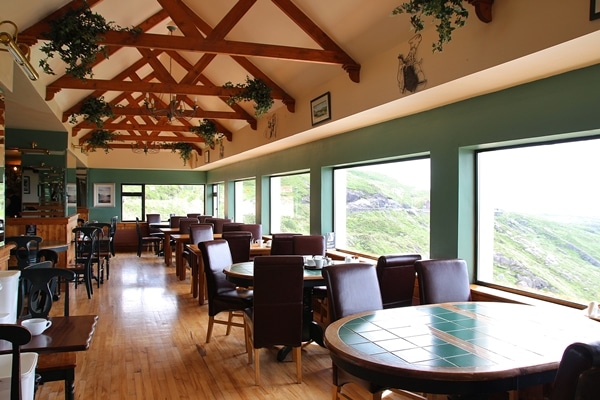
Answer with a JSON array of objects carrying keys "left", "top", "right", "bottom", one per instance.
[
  {"left": 86, "top": 168, "right": 206, "bottom": 222},
  {"left": 207, "top": 64, "right": 600, "bottom": 274}
]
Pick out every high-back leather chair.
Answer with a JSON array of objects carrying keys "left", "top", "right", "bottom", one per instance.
[
  {"left": 187, "top": 213, "right": 202, "bottom": 218},
  {"left": 205, "top": 218, "right": 233, "bottom": 234},
  {"left": 198, "top": 239, "right": 253, "bottom": 343},
  {"left": 322, "top": 263, "right": 390, "bottom": 399},
  {"left": 550, "top": 341, "right": 600, "bottom": 400},
  {"left": 244, "top": 255, "right": 304, "bottom": 385},
  {"left": 0, "top": 324, "right": 32, "bottom": 400},
  {"left": 414, "top": 258, "right": 471, "bottom": 304},
  {"left": 178, "top": 217, "right": 199, "bottom": 235},
  {"left": 169, "top": 215, "right": 186, "bottom": 229},
  {"left": 222, "top": 222, "right": 244, "bottom": 233},
  {"left": 222, "top": 231, "right": 252, "bottom": 263},
  {"left": 184, "top": 223, "right": 215, "bottom": 296},
  {"left": 293, "top": 235, "right": 326, "bottom": 256},
  {"left": 270, "top": 233, "right": 301, "bottom": 255},
  {"left": 19, "top": 264, "right": 78, "bottom": 399},
  {"left": 239, "top": 224, "right": 262, "bottom": 242},
  {"left": 376, "top": 254, "right": 421, "bottom": 308}
]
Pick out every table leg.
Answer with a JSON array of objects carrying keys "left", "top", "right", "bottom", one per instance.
[
  {"left": 163, "top": 233, "right": 172, "bottom": 266},
  {"left": 197, "top": 257, "right": 206, "bottom": 306},
  {"left": 177, "top": 242, "right": 186, "bottom": 280}
]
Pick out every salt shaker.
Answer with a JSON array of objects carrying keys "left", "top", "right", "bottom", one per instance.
[{"left": 587, "top": 301, "right": 598, "bottom": 317}]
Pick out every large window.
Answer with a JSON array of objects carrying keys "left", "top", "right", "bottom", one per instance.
[
  {"left": 333, "top": 159, "right": 430, "bottom": 257},
  {"left": 270, "top": 173, "right": 310, "bottom": 234},
  {"left": 121, "top": 184, "right": 204, "bottom": 221},
  {"left": 477, "top": 138, "right": 600, "bottom": 306},
  {"left": 235, "top": 179, "right": 256, "bottom": 223},
  {"left": 212, "top": 183, "right": 225, "bottom": 218}
]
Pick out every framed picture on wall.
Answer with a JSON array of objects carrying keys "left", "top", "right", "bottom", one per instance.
[
  {"left": 592, "top": 0, "right": 600, "bottom": 20},
  {"left": 93, "top": 183, "right": 115, "bottom": 207},
  {"left": 23, "top": 176, "right": 30, "bottom": 194},
  {"left": 67, "top": 183, "right": 77, "bottom": 205},
  {"left": 311, "top": 92, "right": 331, "bottom": 126}
]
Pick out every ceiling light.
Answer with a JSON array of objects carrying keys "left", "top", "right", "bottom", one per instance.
[
  {"left": 0, "top": 20, "right": 39, "bottom": 81},
  {"left": 131, "top": 142, "right": 160, "bottom": 155},
  {"left": 143, "top": 26, "right": 197, "bottom": 122}
]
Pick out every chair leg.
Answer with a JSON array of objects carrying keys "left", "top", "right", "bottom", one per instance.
[
  {"left": 206, "top": 316, "right": 215, "bottom": 343},
  {"left": 254, "top": 348, "right": 261, "bottom": 386},
  {"left": 226, "top": 311, "right": 234, "bottom": 335},
  {"left": 292, "top": 346, "right": 302, "bottom": 383}
]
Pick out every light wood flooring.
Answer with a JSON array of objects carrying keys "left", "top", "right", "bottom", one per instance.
[{"left": 35, "top": 250, "right": 412, "bottom": 400}]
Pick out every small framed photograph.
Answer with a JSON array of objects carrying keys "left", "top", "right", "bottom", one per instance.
[
  {"left": 94, "top": 183, "right": 115, "bottom": 207},
  {"left": 204, "top": 150, "right": 210, "bottom": 163},
  {"left": 592, "top": 0, "right": 600, "bottom": 20},
  {"left": 67, "top": 183, "right": 77, "bottom": 205},
  {"left": 23, "top": 176, "right": 30, "bottom": 194},
  {"left": 311, "top": 92, "right": 331, "bottom": 126}
]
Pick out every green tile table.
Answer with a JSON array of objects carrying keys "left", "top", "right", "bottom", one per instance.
[{"left": 324, "top": 302, "right": 600, "bottom": 396}]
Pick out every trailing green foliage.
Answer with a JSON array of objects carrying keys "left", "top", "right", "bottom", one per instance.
[
  {"left": 166, "top": 142, "right": 194, "bottom": 165},
  {"left": 190, "top": 120, "right": 219, "bottom": 149},
  {"left": 39, "top": 6, "right": 142, "bottom": 79},
  {"left": 392, "top": 0, "right": 469, "bottom": 52},
  {"left": 69, "top": 96, "right": 114, "bottom": 127},
  {"left": 223, "top": 77, "right": 274, "bottom": 117},
  {"left": 85, "top": 129, "right": 118, "bottom": 153}
]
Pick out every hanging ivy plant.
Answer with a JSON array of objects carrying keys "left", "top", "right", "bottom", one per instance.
[
  {"left": 190, "top": 119, "right": 220, "bottom": 149},
  {"left": 39, "top": 6, "right": 141, "bottom": 80},
  {"left": 392, "top": 0, "right": 469, "bottom": 52},
  {"left": 84, "top": 129, "right": 118, "bottom": 153},
  {"left": 69, "top": 96, "right": 114, "bottom": 127},
  {"left": 165, "top": 142, "right": 194, "bottom": 165},
  {"left": 223, "top": 77, "right": 274, "bottom": 118}
]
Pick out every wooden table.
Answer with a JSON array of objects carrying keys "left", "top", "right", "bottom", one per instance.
[
  {"left": 159, "top": 227, "right": 179, "bottom": 266},
  {"left": 185, "top": 243, "right": 271, "bottom": 305},
  {"left": 324, "top": 302, "right": 600, "bottom": 396}
]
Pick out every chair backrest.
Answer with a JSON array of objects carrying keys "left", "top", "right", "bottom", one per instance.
[
  {"left": 147, "top": 213, "right": 161, "bottom": 234},
  {"left": 238, "top": 224, "right": 262, "bottom": 241},
  {"left": 222, "top": 223, "right": 244, "bottom": 233},
  {"left": 293, "top": 235, "right": 326, "bottom": 256},
  {"left": 204, "top": 218, "right": 233, "bottom": 234},
  {"left": 323, "top": 263, "right": 383, "bottom": 322},
  {"left": 376, "top": 254, "right": 422, "bottom": 308},
  {"left": 252, "top": 255, "right": 304, "bottom": 348},
  {"left": 169, "top": 215, "right": 186, "bottom": 229},
  {"left": 197, "top": 215, "right": 213, "bottom": 223},
  {"left": 222, "top": 231, "right": 252, "bottom": 263},
  {"left": 72, "top": 226, "right": 100, "bottom": 266},
  {"left": 270, "top": 233, "right": 301, "bottom": 255},
  {"left": 187, "top": 213, "right": 202, "bottom": 218},
  {"left": 109, "top": 216, "right": 118, "bottom": 256},
  {"left": 86, "top": 222, "right": 111, "bottom": 255},
  {"left": 414, "top": 258, "right": 471, "bottom": 304},
  {"left": 550, "top": 341, "right": 600, "bottom": 400},
  {"left": 178, "top": 218, "right": 199, "bottom": 235},
  {"left": 198, "top": 240, "right": 236, "bottom": 315},
  {"left": 5, "top": 235, "right": 43, "bottom": 269},
  {"left": 0, "top": 324, "right": 32, "bottom": 400},
  {"left": 189, "top": 223, "right": 214, "bottom": 245},
  {"left": 19, "top": 263, "right": 76, "bottom": 318}
]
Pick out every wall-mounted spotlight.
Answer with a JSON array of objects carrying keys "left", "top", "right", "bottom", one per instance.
[{"left": 0, "top": 20, "right": 39, "bottom": 81}]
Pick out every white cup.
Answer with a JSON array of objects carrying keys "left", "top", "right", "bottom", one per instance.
[
  {"left": 22, "top": 318, "right": 52, "bottom": 336},
  {"left": 313, "top": 256, "right": 325, "bottom": 268}
]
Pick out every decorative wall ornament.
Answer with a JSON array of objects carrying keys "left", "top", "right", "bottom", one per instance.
[
  {"left": 397, "top": 34, "right": 426, "bottom": 94},
  {"left": 264, "top": 114, "right": 277, "bottom": 139}
]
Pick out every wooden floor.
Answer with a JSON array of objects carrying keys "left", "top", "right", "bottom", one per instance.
[{"left": 36, "top": 249, "right": 412, "bottom": 400}]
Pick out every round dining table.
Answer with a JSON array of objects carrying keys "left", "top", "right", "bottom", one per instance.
[{"left": 324, "top": 301, "right": 600, "bottom": 396}]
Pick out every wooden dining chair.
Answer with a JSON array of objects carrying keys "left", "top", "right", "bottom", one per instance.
[
  {"left": 0, "top": 324, "right": 33, "bottom": 400},
  {"left": 198, "top": 239, "right": 253, "bottom": 343},
  {"left": 86, "top": 222, "right": 112, "bottom": 283},
  {"left": 414, "top": 258, "right": 471, "bottom": 304},
  {"left": 68, "top": 227, "right": 99, "bottom": 299},
  {"left": 376, "top": 254, "right": 421, "bottom": 309},
  {"left": 5, "top": 235, "right": 43, "bottom": 270},
  {"left": 323, "top": 263, "right": 426, "bottom": 400},
  {"left": 244, "top": 255, "right": 304, "bottom": 385},
  {"left": 135, "top": 217, "right": 162, "bottom": 257},
  {"left": 18, "top": 265, "right": 78, "bottom": 400}
]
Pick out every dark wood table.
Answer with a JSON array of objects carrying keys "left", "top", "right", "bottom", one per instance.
[
  {"left": 324, "top": 302, "right": 600, "bottom": 396},
  {"left": 159, "top": 227, "right": 179, "bottom": 266},
  {"left": 0, "top": 315, "right": 98, "bottom": 354}
]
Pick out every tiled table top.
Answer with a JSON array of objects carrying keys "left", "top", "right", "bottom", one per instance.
[{"left": 325, "top": 302, "right": 600, "bottom": 393}]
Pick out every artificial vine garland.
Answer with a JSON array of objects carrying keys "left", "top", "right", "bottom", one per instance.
[
  {"left": 69, "top": 96, "right": 114, "bottom": 127},
  {"left": 84, "top": 129, "right": 118, "bottom": 153},
  {"left": 223, "top": 77, "right": 274, "bottom": 117}
]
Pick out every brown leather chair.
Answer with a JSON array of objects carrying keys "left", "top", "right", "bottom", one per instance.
[
  {"left": 178, "top": 217, "right": 198, "bottom": 235},
  {"left": 244, "top": 255, "right": 304, "bottom": 385},
  {"left": 198, "top": 239, "right": 253, "bottom": 343},
  {"left": 222, "top": 222, "right": 244, "bottom": 233},
  {"left": 186, "top": 213, "right": 202, "bottom": 218},
  {"left": 293, "top": 235, "right": 326, "bottom": 256},
  {"left": 322, "top": 263, "right": 393, "bottom": 400},
  {"left": 239, "top": 224, "right": 262, "bottom": 241},
  {"left": 222, "top": 231, "right": 252, "bottom": 264},
  {"left": 550, "top": 341, "right": 600, "bottom": 400},
  {"left": 414, "top": 258, "right": 471, "bottom": 304},
  {"left": 376, "top": 254, "right": 421, "bottom": 309},
  {"left": 0, "top": 324, "right": 32, "bottom": 400},
  {"left": 184, "top": 223, "right": 215, "bottom": 296},
  {"left": 270, "top": 233, "right": 301, "bottom": 255},
  {"left": 205, "top": 217, "right": 233, "bottom": 234},
  {"left": 169, "top": 215, "right": 186, "bottom": 229}
]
